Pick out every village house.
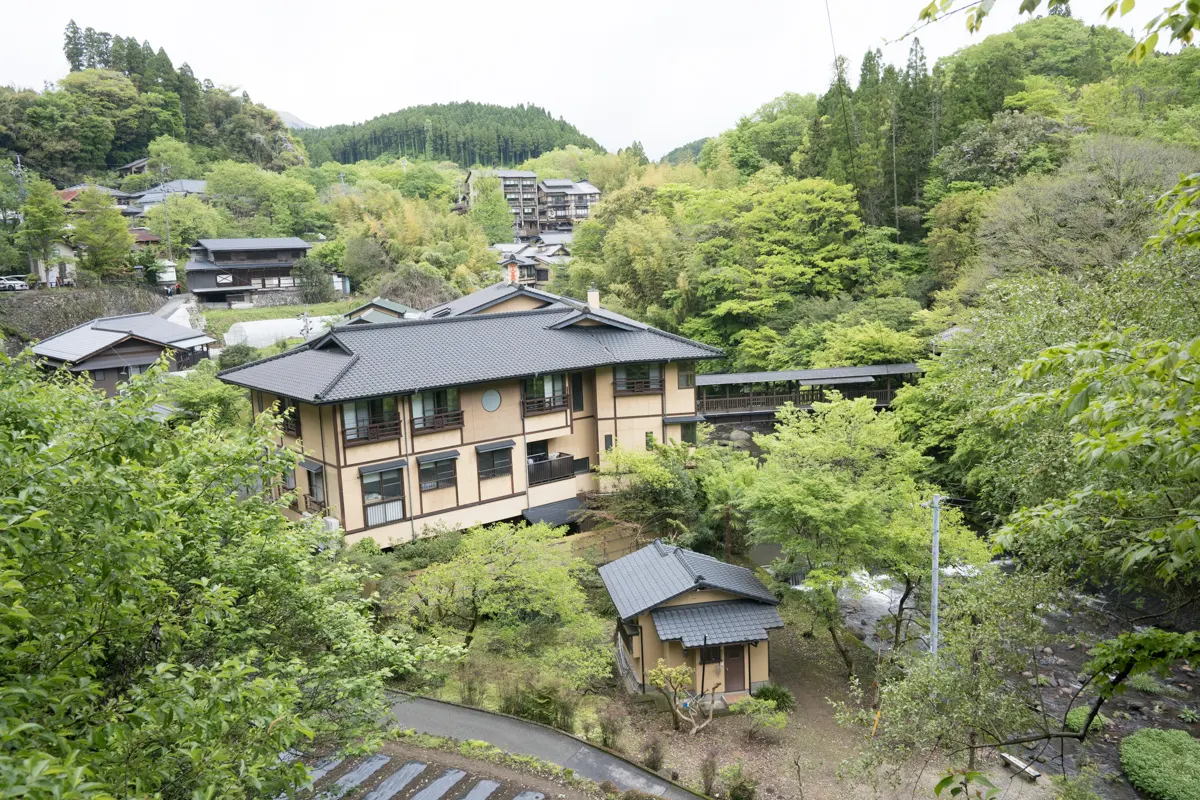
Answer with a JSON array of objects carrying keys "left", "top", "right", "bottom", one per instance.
[
  {"left": 31, "top": 313, "right": 214, "bottom": 396},
  {"left": 343, "top": 296, "right": 422, "bottom": 325},
  {"left": 185, "top": 237, "right": 316, "bottom": 305},
  {"left": 599, "top": 539, "right": 784, "bottom": 705},
  {"left": 217, "top": 284, "right": 719, "bottom": 546}
]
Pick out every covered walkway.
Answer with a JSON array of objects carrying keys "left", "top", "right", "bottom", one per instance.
[{"left": 695, "top": 363, "right": 921, "bottom": 418}]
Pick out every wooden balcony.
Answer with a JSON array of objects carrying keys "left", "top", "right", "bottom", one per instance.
[
  {"left": 696, "top": 386, "right": 896, "bottom": 416},
  {"left": 614, "top": 377, "right": 664, "bottom": 395},
  {"left": 343, "top": 417, "right": 402, "bottom": 446},
  {"left": 523, "top": 393, "right": 569, "bottom": 416},
  {"left": 302, "top": 493, "right": 326, "bottom": 514},
  {"left": 527, "top": 453, "right": 575, "bottom": 486},
  {"left": 412, "top": 409, "right": 464, "bottom": 433}
]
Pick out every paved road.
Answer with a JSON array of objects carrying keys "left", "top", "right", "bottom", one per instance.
[
  {"left": 388, "top": 695, "right": 703, "bottom": 800},
  {"left": 154, "top": 293, "right": 191, "bottom": 320}
]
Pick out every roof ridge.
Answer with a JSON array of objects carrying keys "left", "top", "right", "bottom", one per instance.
[
  {"left": 337, "top": 306, "right": 572, "bottom": 332},
  {"left": 674, "top": 548, "right": 704, "bottom": 584},
  {"left": 314, "top": 353, "right": 361, "bottom": 401}
]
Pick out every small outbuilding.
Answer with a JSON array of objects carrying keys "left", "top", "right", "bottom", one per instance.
[{"left": 598, "top": 539, "right": 783, "bottom": 702}]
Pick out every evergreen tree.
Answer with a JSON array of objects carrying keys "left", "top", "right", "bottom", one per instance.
[{"left": 63, "top": 21, "right": 85, "bottom": 71}]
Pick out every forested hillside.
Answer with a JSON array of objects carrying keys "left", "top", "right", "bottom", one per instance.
[
  {"left": 299, "top": 102, "right": 604, "bottom": 167},
  {"left": 661, "top": 137, "right": 708, "bottom": 165},
  {"left": 0, "top": 21, "right": 303, "bottom": 183}
]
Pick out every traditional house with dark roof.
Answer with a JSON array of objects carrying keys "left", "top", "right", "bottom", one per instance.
[
  {"left": 218, "top": 284, "right": 720, "bottom": 546},
  {"left": 32, "top": 313, "right": 214, "bottom": 396},
  {"left": 185, "top": 237, "right": 315, "bottom": 305},
  {"left": 599, "top": 540, "right": 783, "bottom": 703}
]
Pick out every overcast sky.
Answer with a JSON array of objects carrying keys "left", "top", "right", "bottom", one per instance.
[{"left": 2, "top": 1, "right": 1155, "bottom": 159}]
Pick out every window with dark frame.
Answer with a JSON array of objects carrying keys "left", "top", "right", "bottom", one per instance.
[
  {"left": 604, "top": 434, "right": 613, "bottom": 451},
  {"left": 343, "top": 397, "right": 400, "bottom": 442},
  {"left": 363, "top": 468, "right": 404, "bottom": 526},
  {"left": 678, "top": 360, "right": 696, "bottom": 389},
  {"left": 92, "top": 369, "right": 106, "bottom": 381},
  {"left": 477, "top": 448, "right": 513, "bottom": 480},
  {"left": 614, "top": 363, "right": 663, "bottom": 393},
  {"left": 570, "top": 372, "right": 584, "bottom": 412},
  {"left": 419, "top": 458, "right": 457, "bottom": 491},
  {"left": 681, "top": 422, "right": 698, "bottom": 446},
  {"left": 306, "top": 468, "right": 325, "bottom": 503},
  {"left": 412, "top": 388, "right": 462, "bottom": 431},
  {"left": 700, "top": 646, "right": 722, "bottom": 664},
  {"left": 280, "top": 397, "right": 301, "bottom": 436}
]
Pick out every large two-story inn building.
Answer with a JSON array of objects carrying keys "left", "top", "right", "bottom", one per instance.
[{"left": 217, "top": 284, "right": 719, "bottom": 547}]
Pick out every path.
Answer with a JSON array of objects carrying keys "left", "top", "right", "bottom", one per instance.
[
  {"left": 154, "top": 292, "right": 190, "bottom": 320},
  {"left": 388, "top": 695, "right": 703, "bottom": 800}
]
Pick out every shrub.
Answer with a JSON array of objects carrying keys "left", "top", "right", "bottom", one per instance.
[
  {"left": 497, "top": 679, "right": 578, "bottom": 732},
  {"left": 718, "top": 763, "right": 757, "bottom": 800},
  {"left": 599, "top": 781, "right": 618, "bottom": 797},
  {"left": 597, "top": 705, "right": 625, "bottom": 750},
  {"left": 642, "top": 735, "right": 665, "bottom": 771},
  {"left": 751, "top": 684, "right": 796, "bottom": 712},
  {"left": 1051, "top": 766, "right": 1102, "bottom": 800},
  {"left": 1126, "top": 672, "right": 1187, "bottom": 698},
  {"left": 734, "top": 697, "right": 788, "bottom": 741},
  {"left": 1064, "top": 707, "right": 1108, "bottom": 734},
  {"left": 700, "top": 751, "right": 718, "bottom": 796},
  {"left": 1180, "top": 707, "right": 1199, "bottom": 724},
  {"left": 458, "top": 661, "right": 486, "bottom": 707},
  {"left": 1119, "top": 728, "right": 1200, "bottom": 800},
  {"left": 217, "top": 342, "right": 260, "bottom": 369}
]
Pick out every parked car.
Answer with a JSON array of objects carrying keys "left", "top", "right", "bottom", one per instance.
[{"left": 0, "top": 278, "right": 28, "bottom": 291}]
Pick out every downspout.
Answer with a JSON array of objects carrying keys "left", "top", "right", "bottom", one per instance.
[
  {"left": 639, "top": 621, "right": 646, "bottom": 693},
  {"left": 748, "top": 641, "right": 754, "bottom": 695},
  {"left": 700, "top": 634, "right": 707, "bottom": 697}
]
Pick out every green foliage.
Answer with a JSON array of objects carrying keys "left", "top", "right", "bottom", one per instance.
[
  {"left": 69, "top": 187, "right": 134, "bottom": 276},
  {"left": 1051, "top": 767, "right": 1102, "bottom": 800},
  {"left": 147, "top": 134, "right": 199, "bottom": 178},
  {"left": 299, "top": 102, "right": 602, "bottom": 167},
  {"left": 641, "top": 736, "right": 666, "bottom": 771},
  {"left": 164, "top": 358, "right": 250, "bottom": 425},
  {"left": 497, "top": 678, "right": 579, "bottom": 732},
  {"left": 15, "top": 179, "right": 67, "bottom": 269},
  {"left": 928, "top": 112, "right": 1069, "bottom": 191},
  {"left": 1119, "top": 729, "right": 1200, "bottom": 800},
  {"left": 809, "top": 321, "right": 925, "bottom": 367},
  {"left": 468, "top": 176, "right": 516, "bottom": 244},
  {"left": 717, "top": 763, "right": 757, "bottom": 800},
  {"left": 216, "top": 342, "right": 261, "bottom": 369},
  {"left": 662, "top": 138, "right": 709, "bottom": 166},
  {"left": 0, "top": 352, "right": 434, "bottom": 798},
  {"left": 1064, "top": 707, "right": 1108, "bottom": 733},
  {"left": 292, "top": 255, "right": 335, "bottom": 303},
  {"left": 733, "top": 697, "right": 788, "bottom": 740},
  {"left": 750, "top": 684, "right": 796, "bottom": 712},
  {"left": 1125, "top": 672, "right": 1187, "bottom": 698}
]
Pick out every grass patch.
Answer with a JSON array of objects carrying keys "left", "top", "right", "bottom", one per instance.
[
  {"left": 202, "top": 299, "right": 359, "bottom": 340},
  {"left": 1126, "top": 672, "right": 1187, "bottom": 698}
]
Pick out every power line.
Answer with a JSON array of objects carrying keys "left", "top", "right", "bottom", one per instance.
[{"left": 823, "top": 0, "right": 860, "bottom": 194}]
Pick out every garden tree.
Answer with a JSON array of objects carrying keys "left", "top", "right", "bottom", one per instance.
[
  {"left": 585, "top": 441, "right": 704, "bottom": 547},
  {"left": 401, "top": 522, "right": 590, "bottom": 650},
  {"left": 15, "top": 178, "right": 66, "bottom": 269},
  {"left": 292, "top": 255, "right": 335, "bottom": 303},
  {"left": 70, "top": 187, "right": 134, "bottom": 277},
  {"left": 744, "top": 398, "right": 986, "bottom": 673},
  {"left": 647, "top": 660, "right": 721, "bottom": 734},
  {"left": 808, "top": 321, "right": 926, "bottom": 368},
  {"left": 375, "top": 262, "right": 460, "bottom": 309},
  {"left": 147, "top": 133, "right": 199, "bottom": 178},
  {"left": 164, "top": 358, "right": 250, "bottom": 425},
  {"left": 0, "top": 353, "right": 433, "bottom": 798},
  {"left": 144, "top": 193, "right": 229, "bottom": 251},
  {"left": 468, "top": 176, "right": 515, "bottom": 245},
  {"left": 696, "top": 444, "right": 758, "bottom": 560},
  {"left": 735, "top": 697, "right": 788, "bottom": 741},
  {"left": 216, "top": 342, "right": 261, "bottom": 369}
]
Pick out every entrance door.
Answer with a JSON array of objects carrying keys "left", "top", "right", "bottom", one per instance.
[{"left": 723, "top": 645, "right": 745, "bottom": 692}]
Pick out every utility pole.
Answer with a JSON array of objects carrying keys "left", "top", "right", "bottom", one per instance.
[
  {"left": 159, "top": 165, "right": 174, "bottom": 262},
  {"left": 11, "top": 155, "right": 36, "bottom": 276},
  {"left": 929, "top": 494, "right": 941, "bottom": 657}
]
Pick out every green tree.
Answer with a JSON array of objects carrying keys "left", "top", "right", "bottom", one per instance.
[
  {"left": 809, "top": 321, "right": 926, "bottom": 367},
  {"left": 144, "top": 193, "right": 228, "bottom": 251},
  {"left": 468, "top": 176, "right": 515, "bottom": 245},
  {"left": 147, "top": 133, "right": 199, "bottom": 178},
  {"left": 15, "top": 179, "right": 67, "bottom": 272},
  {"left": 0, "top": 353, "right": 434, "bottom": 798},
  {"left": 216, "top": 342, "right": 261, "bottom": 369},
  {"left": 292, "top": 255, "right": 335, "bottom": 303},
  {"left": 164, "top": 359, "right": 250, "bottom": 425},
  {"left": 70, "top": 188, "right": 134, "bottom": 277}
]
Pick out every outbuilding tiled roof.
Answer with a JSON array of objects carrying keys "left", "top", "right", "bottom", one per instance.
[
  {"left": 651, "top": 600, "right": 784, "bottom": 647},
  {"left": 195, "top": 237, "right": 311, "bottom": 251},
  {"left": 32, "top": 313, "right": 214, "bottom": 364},
  {"left": 598, "top": 540, "right": 778, "bottom": 621},
  {"left": 695, "top": 363, "right": 922, "bottom": 387},
  {"left": 423, "top": 283, "right": 569, "bottom": 318},
  {"left": 218, "top": 297, "right": 722, "bottom": 403}
]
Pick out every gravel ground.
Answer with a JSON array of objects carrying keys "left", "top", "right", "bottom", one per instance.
[{"left": 606, "top": 621, "right": 1056, "bottom": 800}]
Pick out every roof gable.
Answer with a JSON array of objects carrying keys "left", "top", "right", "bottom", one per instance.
[{"left": 597, "top": 540, "right": 778, "bottom": 620}]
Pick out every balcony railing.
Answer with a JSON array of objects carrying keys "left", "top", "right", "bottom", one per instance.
[
  {"left": 614, "top": 377, "right": 664, "bottom": 395},
  {"left": 303, "top": 493, "right": 326, "bottom": 514},
  {"left": 527, "top": 453, "right": 575, "bottom": 486},
  {"left": 523, "top": 393, "right": 569, "bottom": 416},
  {"left": 343, "top": 417, "right": 402, "bottom": 445},
  {"left": 696, "top": 387, "right": 896, "bottom": 415},
  {"left": 412, "top": 409, "right": 464, "bottom": 433}
]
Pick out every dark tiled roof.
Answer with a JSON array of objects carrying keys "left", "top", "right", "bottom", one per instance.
[
  {"left": 598, "top": 540, "right": 778, "bottom": 621},
  {"left": 350, "top": 297, "right": 417, "bottom": 316},
  {"left": 218, "top": 304, "right": 721, "bottom": 403},
  {"left": 695, "top": 363, "right": 922, "bottom": 387},
  {"left": 423, "top": 283, "right": 567, "bottom": 318},
  {"left": 652, "top": 600, "right": 784, "bottom": 647},
  {"left": 523, "top": 497, "right": 582, "bottom": 528},
  {"left": 195, "top": 237, "right": 311, "bottom": 251},
  {"left": 32, "top": 313, "right": 214, "bottom": 363}
]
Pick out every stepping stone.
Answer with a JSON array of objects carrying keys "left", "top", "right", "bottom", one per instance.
[
  {"left": 512, "top": 793, "right": 545, "bottom": 800},
  {"left": 409, "top": 769, "right": 467, "bottom": 800},
  {"left": 363, "top": 761, "right": 429, "bottom": 800},
  {"left": 317, "top": 754, "right": 392, "bottom": 800},
  {"left": 458, "top": 780, "right": 501, "bottom": 800}
]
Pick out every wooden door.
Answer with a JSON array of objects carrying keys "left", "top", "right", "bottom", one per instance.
[{"left": 724, "top": 645, "right": 745, "bottom": 692}]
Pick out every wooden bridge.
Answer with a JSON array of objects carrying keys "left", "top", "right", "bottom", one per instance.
[{"left": 695, "top": 363, "right": 921, "bottom": 419}]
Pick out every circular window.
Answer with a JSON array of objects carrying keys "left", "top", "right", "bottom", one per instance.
[{"left": 481, "top": 389, "right": 502, "bottom": 412}]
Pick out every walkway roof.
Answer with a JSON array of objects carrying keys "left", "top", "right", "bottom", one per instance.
[{"left": 696, "top": 362, "right": 921, "bottom": 387}]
